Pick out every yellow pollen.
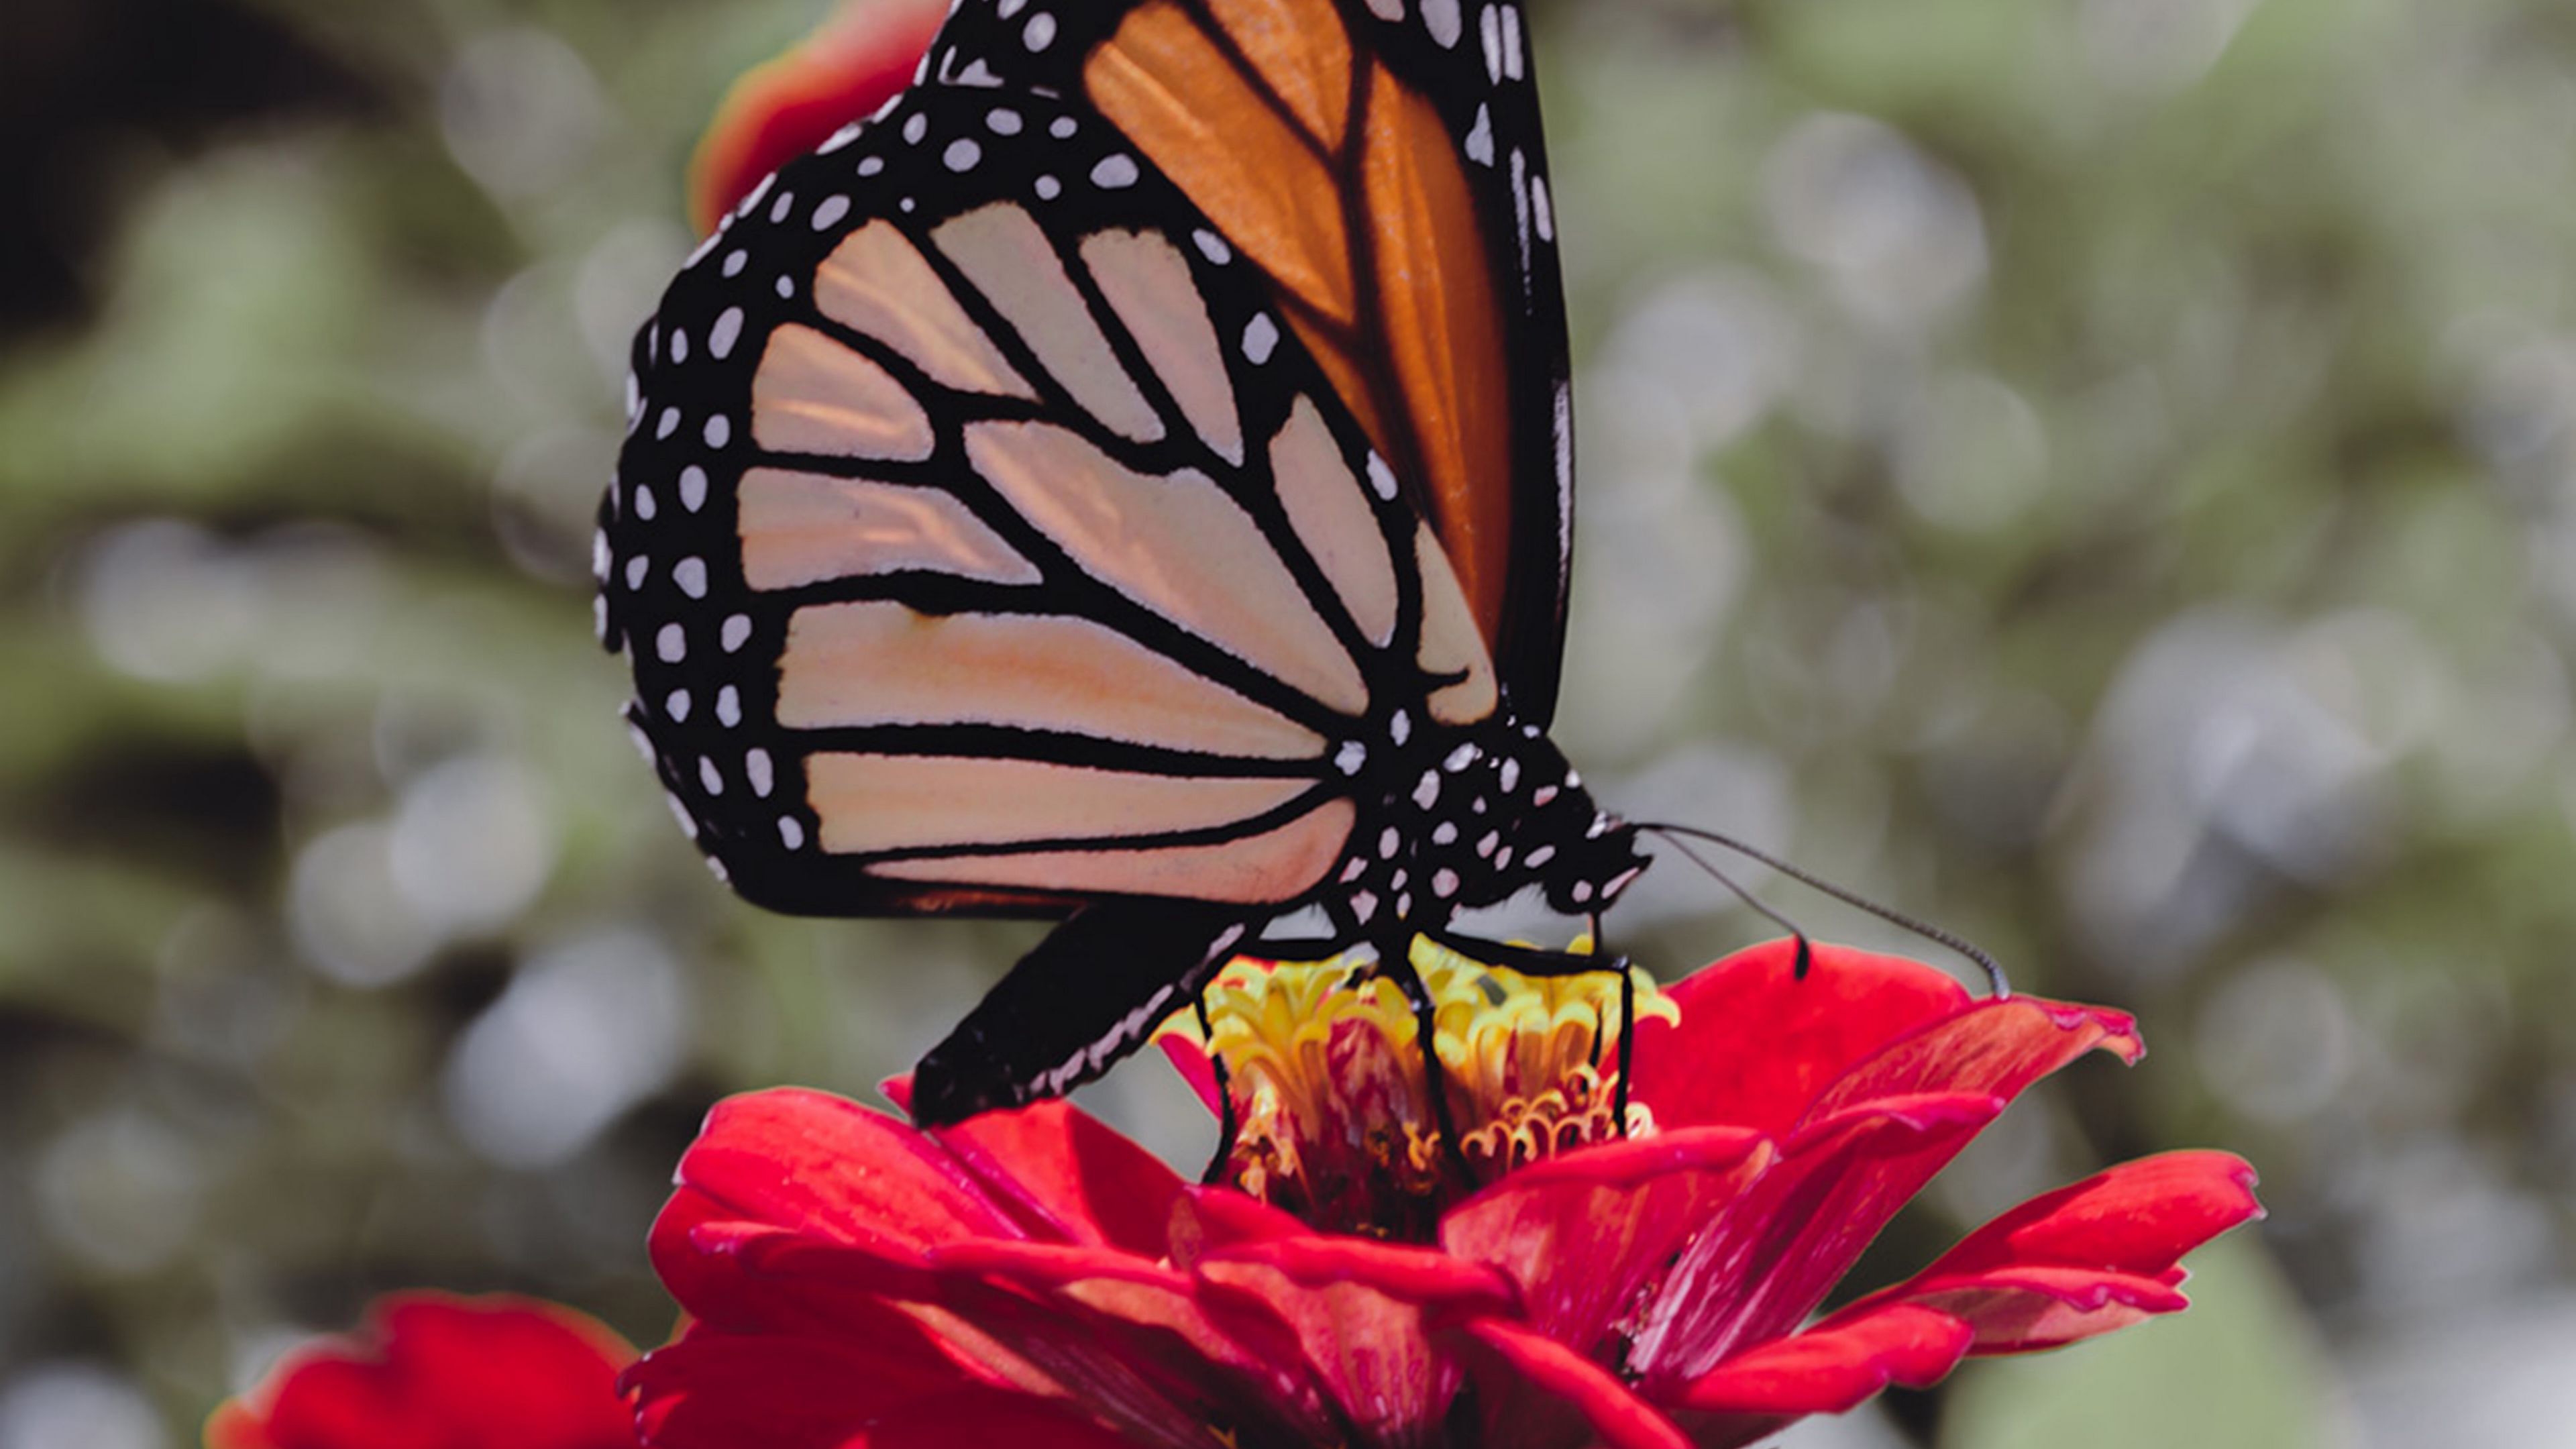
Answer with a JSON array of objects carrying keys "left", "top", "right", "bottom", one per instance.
[{"left": 1160, "top": 936, "right": 1676, "bottom": 1234}]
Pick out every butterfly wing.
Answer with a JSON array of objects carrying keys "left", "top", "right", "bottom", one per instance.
[
  {"left": 926, "top": 0, "right": 1576, "bottom": 722},
  {"left": 600, "top": 80, "right": 1500, "bottom": 922}
]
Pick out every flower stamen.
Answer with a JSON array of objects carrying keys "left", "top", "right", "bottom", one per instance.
[{"left": 1163, "top": 937, "right": 1676, "bottom": 1240}]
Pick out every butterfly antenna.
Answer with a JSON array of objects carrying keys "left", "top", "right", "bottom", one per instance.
[
  {"left": 1633, "top": 820, "right": 2009, "bottom": 998},
  {"left": 1637, "top": 828, "right": 1814, "bottom": 981}
]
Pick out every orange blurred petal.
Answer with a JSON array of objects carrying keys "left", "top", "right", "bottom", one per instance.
[{"left": 688, "top": 0, "right": 949, "bottom": 235}]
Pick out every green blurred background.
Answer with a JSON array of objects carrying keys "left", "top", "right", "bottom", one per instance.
[{"left": 3, "top": 0, "right": 2569, "bottom": 1444}]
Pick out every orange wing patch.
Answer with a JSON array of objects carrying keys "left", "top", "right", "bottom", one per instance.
[{"left": 1083, "top": 0, "right": 1513, "bottom": 667}]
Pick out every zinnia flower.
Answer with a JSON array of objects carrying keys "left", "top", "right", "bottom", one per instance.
[
  {"left": 687, "top": 0, "right": 947, "bottom": 233},
  {"left": 207, "top": 1292, "right": 641, "bottom": 1449},
  {"left": 627, "top": 939, "right": 2259, "bottom": 1448}
]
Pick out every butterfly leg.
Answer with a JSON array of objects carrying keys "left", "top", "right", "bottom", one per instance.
[
  {"left": 1373, "top": 935, "right": 1478, "bottom": 1187},
  {"left": 1193, "top": 987, "right": 1240, "bottom": 1186},
  {"left": 1421, "top": 928, "right": 1640, "bottom": 1136},
  {"left": 911, "top": 900, "right": 1250, "bottom": 1128}
]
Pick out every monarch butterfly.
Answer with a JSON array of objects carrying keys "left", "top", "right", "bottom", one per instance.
[{"left": 599, "top": 0, "right": 1658, "bottom": 1126}]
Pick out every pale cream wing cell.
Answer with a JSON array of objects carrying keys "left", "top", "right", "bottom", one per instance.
[
  {"left": 773, "top": 600, "right": 1328, "bottom": 761},
  {"left": 932, "top": 203, "right": 1167, "bottom": 445},
  {"left": 965, "top": 419, "right": 1371, "bottom": 716},
  {"left": 875, "top": 801, "right": 1360, "bottom": 904},
  {"left": 814, "top": 221, "right": 1038, "bottom": 399},
  {"left": 737, "top": 468, "right": 1041, "bottom": 590},
  {"left": 749, "top": 324, "right": 938, "bottom": 460}
]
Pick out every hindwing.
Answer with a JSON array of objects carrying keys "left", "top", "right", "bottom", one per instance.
[{"left": 600, "top": 82, "right": 1501, "bottom": 917}]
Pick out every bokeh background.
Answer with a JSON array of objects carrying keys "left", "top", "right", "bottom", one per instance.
[{"left": 3, "top": 0, "right": 2570, "bottom": 1444}]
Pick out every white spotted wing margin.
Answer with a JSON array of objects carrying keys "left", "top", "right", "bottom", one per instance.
[
  {"left": 922, "top": 0, "right": 1580, "bottom": 724},
  {"left": 600, "top": 82, "right": 1491, "bottom": 926}
]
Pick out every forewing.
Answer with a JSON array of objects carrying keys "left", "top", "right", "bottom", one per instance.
[{"left": 923, "top": 0, "right": 1576, "bottom": 721}]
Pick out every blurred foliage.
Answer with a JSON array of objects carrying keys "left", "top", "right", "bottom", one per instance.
[{"left": 3, "top": 0, "right": 2573, "bottom": 1445}]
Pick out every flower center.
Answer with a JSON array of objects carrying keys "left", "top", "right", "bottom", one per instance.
[{"left": 1165, "top": 938, "right": 1676, "bottom": 1241}]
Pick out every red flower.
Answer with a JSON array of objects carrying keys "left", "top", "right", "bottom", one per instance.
[
  {"left": 207, "top": 1293, "right": 641, "bottom": 1449},
  {"left": 687, "top": 0, "right": 948, "bottom": 234},
  {"left": 627, "top": 940, "right": 2257, "bottom": 1448}
]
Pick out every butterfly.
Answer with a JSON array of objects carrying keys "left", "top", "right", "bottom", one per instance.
[{"left": 598, "top": 0, "right": 1654, "bottom": 1127}]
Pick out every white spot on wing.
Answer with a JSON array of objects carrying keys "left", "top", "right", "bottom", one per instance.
[
  {"left": 747, "top": 749, "right": 775, "bottom": 797},
  {"left": 716, "top": 686, "right": 741, "bottom": 727},
  {"left": 1025, "top": 12, "right": 1057, "bottom": 50},
  {"left": 777, "top": 816, "right": 804, "bottom": 849},
  {"left": 655, "top": 624, "right": 686, "bottom": 663},
  {"left": 674, "top": 557, "right": 708, "bottom": 598},
  {"left": 903, "top": 113, "right": 929, "bottom": 144},
  {"left": 721, "top": 614, "right": 753, "bottom": 652},
  {"left": 710, "top": 307, "right": 745, "bottom": 360},
  {"left": 1366, "top": 451, "right": 1399, "bottom": 500},
  {"left": 1091, "top": 154, "right": 1140, "bottom": 189},
  {"left": 680, "top": 466, "right": 709, "bottom": 512},
  {"left": 665, "top": 689, "right": 691, "bottom": 720},
  {"left": 1242, "top": 314, "right": 1279, "bottom": 364},
  {"left": 1480, "top": 4, "right": 1505, "bottom": 80},
  {"left": 1423, "top": 0, "right": 1462, "bottom": 46},
  {"left": 1466, "top": 105, "right": 1495, "bottom": 166},
  {"left": 812, "top": 195, "right": 852, "bottom": 230},
  {"left": 945, "top": 138, "right": 983, "bottom": 172}
]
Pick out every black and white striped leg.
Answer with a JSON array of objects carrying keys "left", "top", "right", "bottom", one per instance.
[
  {"left": 1424, "top": 926, "right": 1640, "bottom": 1136},
  {"left": 1374, "top": 934, "right": 1477, "bottom": 1187},
  {"left": 1194, "top": 987, "right": 1239, "bottom": 1186}
]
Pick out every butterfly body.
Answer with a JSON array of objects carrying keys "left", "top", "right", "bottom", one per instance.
[{"left": 602, "top": 0, "right": 1647, "bottom": 1122}]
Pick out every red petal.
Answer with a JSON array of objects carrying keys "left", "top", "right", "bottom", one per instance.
[
  {"left": 668, "top": 1089, "right": 1022, "bottom": 1255},
  {"left": 223, "top": 1294, "right": 637, "bottom": 1449},
  {"left": 1456, "top": 1318, "right": 1695, "bottom": 1449},
  {"left": 1156, "top": 1034, "right": 1224, "bottom": 1118},
  {"left": 1167, "top": 1184, "right": 1318, "bottom": 1268},
  {"left": 1629, "top": 941, "right": 1973, "bottom": 1134},
  {"left": 1835, "top": 1151, "right": 2263, "bottom": 1354},
  {"left": 933, "top": 1101, "right": 1189, "bottom": 1256},
  {"left": 1805, "top": 996, "right": 2141, "bottom": 1130},
  {"left": 627, "top": 1332, "right": 979, "bottom": 1449},
  {"left": 1624, "top": 1093, "right": 2002, "bottom": 1389},
  {"left": 858, "top": 1390, "right": 1150, "bottom": 1449},
  {"left": 1440, "top": 1126, "right": 1770, "bottom": 1355},
  {"left": 687, "top": 0, "right": 949, "bottom": 233},
  {"left": 1664, "top": 1301, "right": 1974, "bottom": 1416},
  {"left": 1193, "top": 1238, "right": 1517, "bottom": 1446},
  {"left": 1913, "top": 1150, "right": 2258, "bottom": 1281},
  {"left": 922, "top": 1240, "right": 1340, "bottom": 1446}
]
